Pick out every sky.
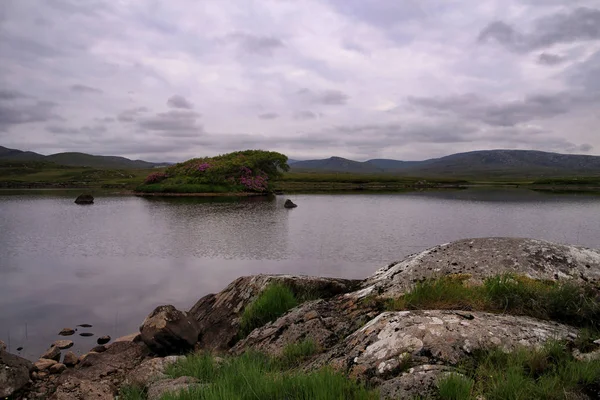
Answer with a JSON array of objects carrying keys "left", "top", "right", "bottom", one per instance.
[{"left": 0, "top": 0, "right": 599, "bottom": 162}]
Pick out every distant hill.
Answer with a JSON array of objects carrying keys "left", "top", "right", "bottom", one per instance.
[
  {"left": 0, "top": 146, "right": 167, "bottom": 169},
  {"left": 291, "top": 150, "right": 600, "bottom": 178}
]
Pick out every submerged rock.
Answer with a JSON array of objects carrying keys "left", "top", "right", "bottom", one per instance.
[
  {"left": 79, "top": 332, "right": 94, "bottom": 337},
  {"left": 284, "top": 199, "right": 297, "bottom": 208},
  {"left": 357, "top": 237, "right": 600, "bottom": 298},
  {"left": 140, "top": 305, "right": 200, "bottom": 356},
  {"left": 190, "top": 275, "right": 361, "bottom": 351},
  {"left": 74, "top": 194, "right": 94, "bottom": 204},
  {"left": 0, "top": 349, "right": 33, "bottom": 398},
  {"left": 53, "top": 340, "right": 74, "bottom": 350}
]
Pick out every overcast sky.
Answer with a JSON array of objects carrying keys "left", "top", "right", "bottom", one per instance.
[{"left": 1, "top": 0, "right": 599, "bottom": 162}]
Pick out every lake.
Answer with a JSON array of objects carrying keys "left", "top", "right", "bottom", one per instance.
[{"left": 1, "top": 189, "right": 600, "bottom": 360}]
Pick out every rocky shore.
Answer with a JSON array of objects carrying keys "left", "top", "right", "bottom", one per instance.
[{"left": 1, "top": 237, "right": 599, "bottom": 399}]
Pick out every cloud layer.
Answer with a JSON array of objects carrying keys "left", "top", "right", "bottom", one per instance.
[{"left": 0, "top": 0, "right": 599, "bottom": 161}]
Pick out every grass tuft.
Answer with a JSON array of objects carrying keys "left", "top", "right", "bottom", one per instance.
[
  {"left": 278, "top": 338, "right": 319, "bottom": 368},
  {"left": 437, "top": 373, "right": 474, "bottom": 400},
  {"left": 239, "top": 283, "right": 298, "bottom": 338},
  {"left": 118, "top": 384, "right": 146, "bottom": 400}
]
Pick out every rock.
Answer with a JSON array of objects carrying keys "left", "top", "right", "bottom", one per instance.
[
  {"left": 379, "top": 365, "right": 455, "bottom": 400},
  {"left": 51, "top": 376, "right": 114, "bottom": 400},
  {"left": 41, "top": 346, "right": 61, "bottom": 361},
  {"left": 140, "top": 305, "right": 201, "bottom": 356},
  {"left": 114, "top": 333, "right": 141, "bottom": 343},
  {"left": 53, "top": 340, "right": 74, "bottom": 350},
  {"left": 49, "top": 363, "right": 67, "bottom": 374},
  {"left": 125, "top": 356, "right": 184, "bottom": 387},
  {"left": 79, "top": 332, "right": 94, "bottom": 337},
  {"left": 34, "top": 359, "right": 57, "bottom": 371},
  {"left": 0, "top": 349, "right": 33, "bottom": 398},
  {"left": 91, "top": 345, "right": 106, "bottom": 353},
  {"left": 190, "top": 274, "right": 361, "bottom": 351},
  {"left": 284, "top": 199, "right": 297, "bottom": 208},
  {"left": 63, "top": 352, "right": 78, "bottom": 367},
  {"left": 0, "top": 339, "right": 5, "bottom": 351},
  {"left": 147, "top": 376, "right": 200, "bottom": 400},
  {"left": 74, "top": 194, "right": 94, "bottom": 205},
  {"left": 97, "top": 335, "right": 111, "bottom": 345},
  {"left": 58, "top": 328, "right": 75, "bottom": 336},
  {"left": 16, "top": 347, "right": 23, "bottom": 352},
  {"left": 77, "top": 324, "right": 93, "bottom": 328},
  {"left": 309, "top": 310, "right": 576, "bottom": 383},
  {"left": 357, "top": 238, "right": 600, "bottom": 298}
]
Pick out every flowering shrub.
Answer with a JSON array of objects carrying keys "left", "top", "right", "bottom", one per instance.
[
  {"left": 197, "top": 163, "right": 211, "bottom": 172},
  {"left": 239, "top": 166, "right": 269, "bottom": 192},
  {"left": 144, "top": 172, "right": 168, "bottom": 184}
]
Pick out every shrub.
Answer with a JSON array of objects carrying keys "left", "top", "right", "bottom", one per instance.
[{"left": 239, "top": 283, "right": 298, "bottom": 337}]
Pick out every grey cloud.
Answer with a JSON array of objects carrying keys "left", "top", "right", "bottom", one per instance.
[
  {"left": 537, "top": 53, "right": 567, "bottom": 66},
  {"left": 571, "top": 143, "right": 593, "bottom": 153},
  {"left": 70, "top": 84, "right": 103, "bottom": 94},
  {"left": 95, "top": 117, "right": 115, "bottom": 123},
  {"left": 137, "top": 110, "right": 203, "bottom": 136},
  {"left": 408, "top": 93, "right": 579, "bottom": 127},
  {"left": 0, "top": 90, "right": 28, "bottom": 100},
  {"left": 567, "top": 50, "right": 600, "bottom": 91},
  {"left": 117, "top": 107, "right": 150, "bottom": 122},
  {"left": 258, "top": 113, "right": 279, "bottom": 120},
  {"left": 47, "top": 124, "right": 107, "bottom": 135},
  {"left": 167, "top": 95, "right": 194, "bottom": 109},
  {"left": 0, "top": 100, "right": 60, "bottom": 131},
  {"left": 298, "top": 89, "right": 349, "bottom": 105},
  {"left": 227, "top": 33, "right": 284, "bottom": 56},
  {"left": 294, "top": 111, "right": 320, "bottom": 120},
  {"left": 479, "top": 7, "right": 600, "bottom": 53}
]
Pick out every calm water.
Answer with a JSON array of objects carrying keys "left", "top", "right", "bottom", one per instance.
[{"left": 1, "top": 189, "right": 600, "bottom": 360}]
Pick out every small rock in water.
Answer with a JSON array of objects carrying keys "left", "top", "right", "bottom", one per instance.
[
  {"left": 91, "top": 345, "right": 107, "bottom": 353},
  {"left": 77, "top": 324, "right": 93, "bottom": 328},
  {"left": 53, "top": 340, "right": 74, "bottom": 350},
  {"left": 74, "top": 194, "right": 94, "bottom": 205},
  {"left": 79, "top": 332, "right": 94, "bottom": 337},
  {"left": 63, "top": 351, "right": 78, "bottom": 367},
  {"left": 16, "top": 346, "right": 23, "bottom": 351},
  {"left": 97, "top": 335, "right": 111, "bottom": 345},
  {"left": 58, "top": 327, "right": 75, "bottom": 336},
  {"left": 284, "top": 199, "right": 298, "bottom": 208},
  {"left": 41, "top": 346, "right": 61, "bottom": 361}
]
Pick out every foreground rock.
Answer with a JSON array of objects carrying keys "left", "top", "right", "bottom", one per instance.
[
  {"left": 97, "top": 335, "right": 111, "bottom": 345},
  {"left": 190, "top": 275, "right": 361, "bottom": 351},
  {"left": 0, "top": 339, "right": 5, "bottom": 351},
  {"left": 53, "top": 340, "right": 74, "bottom": 350},
  {"left": 74, "top": 194, "right": 94, "bottom": 205},
  {"left": 358, "top": 237, "right": 600, "bottom": 298},
  {"left": 147, "top": 376, "right": 201, "bottom": 400},
  {"left": 41, "top": 346, "right": 61, "bottom": 361},
  {"left": 63, "top": 352, "right": 78, "bottom": 367},
  {"left": 140, "top": 305, "right": 200, "bottom": 356},
  {"left": 1, "top": 349, "right": 33, "bottom": 398},
  {"left": 125, "top": 356, "right": 183, "bottom": 387}
]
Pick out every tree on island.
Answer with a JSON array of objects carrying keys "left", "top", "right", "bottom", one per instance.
[{"left": 138, "top": 150, "right": 289, "bottom": 194}]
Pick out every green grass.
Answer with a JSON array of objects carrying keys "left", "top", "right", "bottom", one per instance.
[
  {"left": 437, "top": 374, "right": 474, "bottom": 400},
  {"left": 161, "top": 350, "right": 377, "bottom": 400},
  {"left": 387, "top": 274, "right": 600, "bottom": 329},
  {"left": 279, "top": 338, "right": 320, "bottom": 369},
  {"left": 239, "top": 284, "right": 299, "bottom": 338},
  {"left": 118, "top": 384, "right": 146, "bottom": 400}
]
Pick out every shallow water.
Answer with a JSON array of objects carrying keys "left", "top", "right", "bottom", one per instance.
[{"left": 1, "top": 189, "right": 599, "bottom": 359}]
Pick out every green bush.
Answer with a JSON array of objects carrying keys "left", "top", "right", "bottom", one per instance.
[{"left": 239, "top": 283, "right": 298, "bottom": 338}]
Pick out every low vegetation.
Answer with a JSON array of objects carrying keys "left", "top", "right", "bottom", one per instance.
[
  {"left": 387, "top": 273, "right": 600, "bottom": 330},
  {"left": 435, "top": 340, "right": 600, "bottom": 400},
  {"left": 239, "top": 283, "right": 298, "bottom": 338},
  {"left": 159, "top": 348, "right": 376, "bottom": 400},
  {"left": 136, "top": 150, "right": 289, "bottom": 194}
]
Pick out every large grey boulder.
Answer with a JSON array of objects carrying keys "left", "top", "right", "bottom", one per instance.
[
  {"left": 125, "top": 356, "right": 183, "bottom": 387},
  {"left": 140, "top": 305, "right": 200, "bottom": 356},
  {"left": 0, "top": 349, "right": 33, "bottom": 398},
  {"left": 190, "top": 274, "right": 361, "bottom": 351},
  {"left": 356, "top": 237, "right": 600, "bottom": 298}
]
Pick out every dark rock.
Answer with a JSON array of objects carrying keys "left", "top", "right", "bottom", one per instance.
[
  {"left": 0, "top": 340, "right": 5, "bottom": 352},
  {"left": 63, "top": 352, "right": 78, "bottom": 367},
  {"left": 140, "top": 305, "right": 200, "bottom": 356},
  {"left": 91, "top": 345, "right": 106, "bottom": 353},
  {"left": 49, "top": 363, "right": 67, "bottom": 374},
  {"left": 53, "top": 340, "right": 74, "bottom": 350},
  {"left": 284, "top": 199, "right": 297, "bottom": 208},
  {"left": 77, "top": 324, "right": 93, "bottom": 328},
  {"left": 0, "top": 349, "right": 33, "bottom": 398},
  {"left": 190, "top": 275, "right": 361, "bottom": 352},
  {"left": 58, "top": 328, "right": 75, "bottom": 336},
  {"left": 79, "top": 332, "right": 94, "bottom": 337},
  {"left": 16, "top": 347, "right": 23, "bottom": 352},
  {"left": 74, "top": 194, "right": 94, "bottom": 204},
  {"left": 97, "top": 335, "right": 111, "bottom": 345},
  {"left": 41, "top": 346, "right": 61, "bottom": 361}
]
